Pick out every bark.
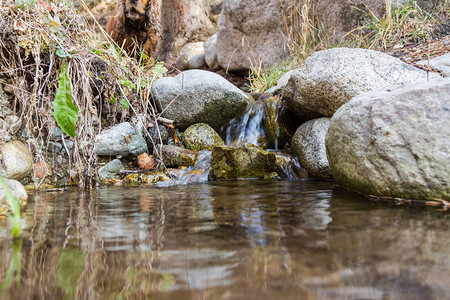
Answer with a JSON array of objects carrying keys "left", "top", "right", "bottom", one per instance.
[{"left": 157, "top": 0, "right": 216, "bottom": 64}]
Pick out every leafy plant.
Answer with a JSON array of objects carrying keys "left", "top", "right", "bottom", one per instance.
[
  {"left": 52, "top": 61, "right": 78, "bottom": 138},
  {"left": 120, "top": 79, "right": 136, "bottom": 90},
  {"left": 0, "top": 176, "right": 21, "bottom": 238},
  {"left": 119, "top": 99, "right": 130, "bottom": 110}
]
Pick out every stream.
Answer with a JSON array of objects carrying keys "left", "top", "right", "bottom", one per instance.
[{"left": 1, "top": 181, "right": 449, "bottom": 299}]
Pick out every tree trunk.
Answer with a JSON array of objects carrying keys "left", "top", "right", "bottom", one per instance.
[{"left": 157, "top": 0, "right": 216, "bottom": 64}]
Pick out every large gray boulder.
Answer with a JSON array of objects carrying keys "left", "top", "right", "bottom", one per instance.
[
  {"left": 326, "top": 79, "right": 450, "bottom": 201},
  {"left": 96, "top": 122, "right": 147, "bottom": 157},
  {"left": 0, "top": 140, "right": 32, "bottom": 180},
  {"left": 216, "top": 0, "right": 289, "bottom": 71},
  {"left": 152, "top": 70, "right": 249, "bottom": 130},
  {"left": 292, "top": 118, "right": 332, "bottom": 179},
  {"left": 283, "top": 47, "right": 442, "bottom": 120}
]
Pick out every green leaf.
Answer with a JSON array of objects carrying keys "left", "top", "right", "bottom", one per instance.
[
  {"left": 152, "top": 62, "right": 167, "bottom": 80},
  {"left": 119, "top": 99, "right": 130, "bottom": 110},
  {"left": 120, "top": 79, "right": 136, "bottom": 89},
  {"left": 56, "top": 48, "right": 69, "bottom": 58},
  {"left": 53, "top": 62, "right": 78, "bottom": 138}
]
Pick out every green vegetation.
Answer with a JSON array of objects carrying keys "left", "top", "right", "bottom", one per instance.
[
  {"left": 0, "top": 0, "right": 167, "bottom": 187},
  {"left": 247, "top": 61, "right": 291, "bottom": 93},
  {"left": 53, "top": 61, "right": 78, "bottom": 138},
  {"left": 247, "top": 0, "right": 330, "bottom": 93},
  {"left": 347, "top": 0, "right": 440, "bottom": 50},
  {"left": 0, "top": 176, "right": 22, "bottom": 238},
  {"left": 247, "top": 0, "right": 446, "bottom": 93}
]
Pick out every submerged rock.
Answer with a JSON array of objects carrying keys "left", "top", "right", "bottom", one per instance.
[
  {"left": 152, "top": 70, "right": 249, "bottom": 130},
  {"left": 124, "top": 172, "right": 170, "bottom": 184},
  {"left": 183, "top": 123, "right": 224, "bottom": 151},
  {"left": 210, "top": 144, "right": 278, "bottom": 179},
  {"left": 0, "top": 178, "right": 27, "bottom": 215},
  {"left": 326, "top": 79, "right": 450, "bottom": 200},
  {"left": 283, "top": 47, "right": 442, "bottom": 121},
  {"left": 96, "top": 122, "right": 147, "bottom": 157},
  {"left": 160, "top": 145, "right": 198, "bottom": 167},
  {"left": 292, "top": 118, "right": 332, "bottom": 179},
  {"left": 0, "top": 140, "right": 32, "bottom": 180}
]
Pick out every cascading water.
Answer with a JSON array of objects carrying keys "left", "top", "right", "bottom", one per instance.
[
  {"left": 158, "top": 150, "right": 212, "bottom": 185},
  {"left": 225, "top": 101, "right": 265, "bottom": 147},
  {"left": 163, "top": 96, "right": 306, "bottom": 184},
  {"left": 225, "top": 96, "right": 286, "bottom": 150}
]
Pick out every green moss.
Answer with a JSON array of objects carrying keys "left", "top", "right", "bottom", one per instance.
[
  {"left": 183, "top": 123, "right": 225, "bottom": 151},
  {"left": 262, "top": 95, "right": 287, "bottom": 149},
  {"left": 210, "top": 144, "right": 278, "bottom": 180},
  {"left": 123, "top": 172, "right": 171, "bottom": 184}
]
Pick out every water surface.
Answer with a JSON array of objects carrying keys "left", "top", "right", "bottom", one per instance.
[{"left": 1, "top": 181, "right": 449, "bottom": 299}]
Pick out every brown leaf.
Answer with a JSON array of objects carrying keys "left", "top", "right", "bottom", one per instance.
[{"left": 137, "top": 153, "right": 156, "bottom": 170}]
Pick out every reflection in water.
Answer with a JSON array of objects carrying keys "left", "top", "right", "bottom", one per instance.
[
  {"left": 0, "top": 239, "right": 21, "bottom": 293},
  {"left": 0, "top": 181, "right": 449, "bottom": 299}
]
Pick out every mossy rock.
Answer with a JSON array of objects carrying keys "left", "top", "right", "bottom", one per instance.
[
  {"left": 160, "top": 145, "right": 198, "bottom": 167},
  {"left": 183, "top": 123, "right": 225, "bottom": 151},
  {"left": 262, "top": 95, "right": 287, "bottom": 149},
  {"left": 124, "top": 172, "right": 170, "bottom": 184},
  {"left": 210, "top": 144, "right": 278, "bottom": 179}
]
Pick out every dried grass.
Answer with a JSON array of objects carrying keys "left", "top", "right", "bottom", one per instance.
[
  {"left": 0, "top": 0, "right": 165, "bottom": 188},
  {"left": 247, "top": 0, "right": 330, "bottom": 93},
  {"left": 346, "top": 0, "right": 441, "bottom": 50}
]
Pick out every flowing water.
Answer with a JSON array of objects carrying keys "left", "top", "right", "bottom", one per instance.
[
  {"left": 1, "top": 181, "right": 449, "bottom": 300},
  {"left": 225, "top": 101, "right": 265, "bottom": 147}
]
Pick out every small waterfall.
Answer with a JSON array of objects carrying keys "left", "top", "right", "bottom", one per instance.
[
  {"left": 262, "top": 96, "right": 284, "bottom": 150},
  {"left": 159, "top": 150, "right": 212, "bottom": 186},
  {"left": 177, "top": 150, "right": 212, "bottom": 183},
  {"left": 225, "top": 101, "right": 265, "bottom": 147},
  {"left": 274, "top": 152, "right": 305, "bottom": 180}
]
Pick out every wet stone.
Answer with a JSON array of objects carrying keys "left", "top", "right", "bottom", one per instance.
[
  {"left": 98, "top": 159, "right": 124, "bottom": 180},
  {"left": 160, "top": 145, "right": 198, "bottom": 167},
  {"left": 123, "top": 172, "right": 170, "bottom": 184},
  {"left": 210, "top": 144, "right": 278, "bottom": 180},
  {"left": 183, "top": 123, "right": 225, "bottom": 151}
]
